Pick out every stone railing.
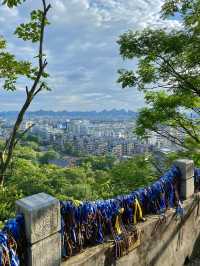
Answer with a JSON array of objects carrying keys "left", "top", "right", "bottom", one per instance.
[{"left": 15, "top": 159, "right": 197, "bottom": 266}]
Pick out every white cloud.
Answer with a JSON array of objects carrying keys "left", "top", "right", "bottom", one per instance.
[
  {"left": 0, "top": 4, "right": 19, "bottom": 18},
  {"left": 0, "top": 0, "right": 180, "bottom": 111}
]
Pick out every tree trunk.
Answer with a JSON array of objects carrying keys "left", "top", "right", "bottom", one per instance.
[{"left": 0, "top": 165, "right": 5, "bottom": 187}]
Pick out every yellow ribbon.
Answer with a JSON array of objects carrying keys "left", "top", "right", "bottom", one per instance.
[
  {"left": 115, "top": 208, "right": 124, "bottom": 235},
  {"left": 115, "top": 215, "right": 122, "bottom": 235},
  {"left": 133, "top": 199, "right": 143, "bottom": 225},
  {"left": 72, "top": 200, "right": 83, "bottom": 207}
]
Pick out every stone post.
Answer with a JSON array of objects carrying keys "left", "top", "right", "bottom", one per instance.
[
  {"left": 16, "top": 193, "right": 61, "bottom": 266},
  {"left": 174, "top": 159, "right": 194, "bottom": 200}
]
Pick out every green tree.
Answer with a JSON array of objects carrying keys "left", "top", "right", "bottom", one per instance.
[
  {"left": 0, "top": 142, "right": 161, "bottom": 220},
  {"left": 0, "top": 185, "right": 23, "bottom": 222},
  {"left": 63, "top": 142, "right": 74, "bottom": 155},
  {"left": 39, "top": 150, "right": 60, "bottom": 164},
  {"left": 91, "top": 170, "right": 112, "bottom": 199},
  {"left": 81, "top": 155, "right": 116, "bottom": 171},
  {"left": 22, "top": 133, "right": 40, "bottom": 144},
  {"left": 0, "top": 0, "right": 51, "bottom": 186},
  {"left": 118, "top": 0, "right": 200, "bottom": 152},
  {"left": 109, "top": 155, "right": 156, "bottom": 196}
]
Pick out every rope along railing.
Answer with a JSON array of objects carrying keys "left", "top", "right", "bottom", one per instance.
[
  {"left": 0, "top": 214, "right": 26, "bottom": 266},
  {"left": 61, "top": 165, "right": 185, "bottom": 260}
]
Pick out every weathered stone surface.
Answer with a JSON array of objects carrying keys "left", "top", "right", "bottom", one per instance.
[
  {"left": 181, "top": 176, "right": 195, "bottom": 200},
  {"left": 28, "top": 232, "right": 61, "bottom": 266},
  {"left": 16, "top": 193, "right": 61, "bottom": 244},
  {"left": 16, "top": 193, "right": 61, "bottom": 266},
  {"left": 174, "top": 159, "right": 194, "bottom": 199},
  {"left": 174, "top": 159, "right": 194, "bottom": 180}
]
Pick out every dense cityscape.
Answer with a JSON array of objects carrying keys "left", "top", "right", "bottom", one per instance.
[{"left": 0, "top": 110, "right": 184, "bottom": 168}]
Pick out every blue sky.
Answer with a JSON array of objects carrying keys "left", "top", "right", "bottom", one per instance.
[{"left": 0, "top": 0, "right": 179, "bottom": 111}]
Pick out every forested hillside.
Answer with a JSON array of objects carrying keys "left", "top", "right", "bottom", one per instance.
[
  {"left": 0, "top": 138, "right": 158, "bottom": 223},
  {"left": 1, "top": 135, "right": 199, "bottom": 226}
]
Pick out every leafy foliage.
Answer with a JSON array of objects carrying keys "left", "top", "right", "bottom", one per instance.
[
  {"left": 118, "top": 0, "right": 200, "bottom": 149},
  {"left": 0, "top": 0, "right": 51, "bottom": 186},
  {"left": 109, "top": 155, "right": 156, "bottom": 196},
  {"left": 81, "top": 155, "right": 116, "bottom": 171},
  {"left": 39, "top": 150, "right": 60, "bottom": 164},
  {"left": 2, "top": 0, "right": 26, "bottom": 8},
  {"left": 0, "top": 143, "right": 158, "bottom": 222},
  {"left": 0, "top": 186, "right": 23, "bottom": 221},
  {"left": 15, "top": 10, "right": 50, "bottom": 43},
  {"left": 0, "top": 39, "right": 32, "bottom": 91}
]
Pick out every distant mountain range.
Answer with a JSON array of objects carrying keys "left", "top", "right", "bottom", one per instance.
[{"left": 0, "top": 109, "right": 138, "bottom": 121}]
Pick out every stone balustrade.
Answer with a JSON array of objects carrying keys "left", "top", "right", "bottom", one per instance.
[{"left": 15, "top": 159, "right": 197, "bottom": 266}]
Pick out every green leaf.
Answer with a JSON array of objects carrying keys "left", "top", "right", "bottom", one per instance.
[
  {"left": 2, "top": 0, "right": 26, "bottom": 8},
  {"left": 15, "top": 10, "right": 50, "bottom": 43},
  {"left": 117, "top": 0, "right": 200, "bottom": 149}
]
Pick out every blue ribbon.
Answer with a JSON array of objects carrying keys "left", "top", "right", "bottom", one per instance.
[
  {"left": 61, "top": 165, "right": 181, "bottom": 256},
  {"left": 0, "top": 214, "right": 24, "bottom": 266}
]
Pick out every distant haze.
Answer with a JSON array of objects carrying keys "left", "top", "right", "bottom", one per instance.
[{"left": 0, "top": 109, "right": 138, "bottom": 121}]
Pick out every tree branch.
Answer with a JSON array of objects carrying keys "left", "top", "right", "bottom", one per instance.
[
  {"left": 0, "top": 0, "right": 51, "bottom": 186},
  {"left": 177, "top": 118, "right": 200, "bottom": 143},
  {"left": 26, "top": 86, "right": 29, "bottom": 97},
  {"left": 153, "top": 128, "right": 187, "bottom": 149},
  {"left": 14, "top": 123, "right": 35, "bottom": 147},
  {"left": 33, "top": 82, "right": 45, "bottom": 96},
  {"left": 39, "top": 1, "right": 51, "bottom": 69},
  {"left": 158, "top": 55, "right": 200, "bottom": 97}
]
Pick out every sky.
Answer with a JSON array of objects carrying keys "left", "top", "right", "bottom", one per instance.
[{"left": 0, "top": 0, "right": 180, "bottom": 111}]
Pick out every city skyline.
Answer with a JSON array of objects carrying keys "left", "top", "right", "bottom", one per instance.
[
  {"left": 0, "top": 1, "right": 180, "bottom": 111},
  {"left": 0, "top": 115, "right": 182, "bottom": 159}
]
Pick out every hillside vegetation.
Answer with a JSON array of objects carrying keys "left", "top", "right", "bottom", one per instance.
[{"left": 0, "top": 139, "right": 158, "bottom": 222}]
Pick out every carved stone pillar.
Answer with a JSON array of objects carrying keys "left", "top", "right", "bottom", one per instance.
[
  {"left": 174, "top": 159, "right": 194, "bottom": 199},
  {"left": 16, "top": 193, "right": 61, "bottom": 266}
]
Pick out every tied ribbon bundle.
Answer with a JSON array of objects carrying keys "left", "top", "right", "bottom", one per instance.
[
  {"left": 0, "top": 215, "right": 25, "bottom": 266},
  {"left": 61, "top": 165, "right": 180, "bottom": 258}
]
